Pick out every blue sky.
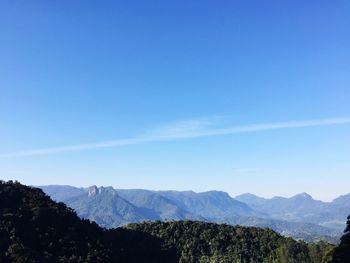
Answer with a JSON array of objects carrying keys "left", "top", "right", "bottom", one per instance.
[{"left": 0, "top": 1, "right": 349, "bottom": 201}]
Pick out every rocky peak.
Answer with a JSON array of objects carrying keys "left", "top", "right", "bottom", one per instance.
[
  {"left": 87, "top": 185, "right": 99, "bottom": 197},
  {"left": 292, "top": 192, "right": 313, "bottom": 200}
]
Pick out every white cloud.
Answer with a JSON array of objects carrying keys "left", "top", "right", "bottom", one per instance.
[
  {"left": 145, "top": 119, "right": 216, "bottom": 139},
  {"left": 231, "top": 168, "right": 261, "bottom": 173},
  {"left": 0, "top": 116, "right": 349, "bottom": 158}
]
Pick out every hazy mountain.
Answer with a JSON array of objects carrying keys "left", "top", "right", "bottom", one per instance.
[
  {"left": 235, "top": 192, "right": 349, "bottom": 231},
  {"left": 41, "top": 185, "right": 347, "bottom": 242},
  {"left": 39, "top": 184, "right": 84, "bottom": 201},
  {"left": 323, "top": 194, "right": 350, "bottom": 230},
  {"left": 157, "top": 190, "right": 255, "bottom": 221},
  {"left": 42, "top": 186, "right": 255, "bottom": 224},
  {"left": 332, "top": 194, "right": 350, "bottom": 205},
  {"left": 63, "top": 186, "right": 155, "bottom": 228},
  {"left": 116, "top": 189, "right": 202, "bottom": 221},
  {"left": 236, "top": 192, "right": 326, "bottom": 221},
  {"left": 234, "top": 193, "right": 267, "bottom": 206}
]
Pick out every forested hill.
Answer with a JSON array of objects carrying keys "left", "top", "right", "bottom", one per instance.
[
  {"left": 1, "top": 181, "right": 348, "bottom": 263},
  {"left": 0, "top": 181, "right": 177, "bottom": 263},
  {"left": 330, "top": 215, "right": 350, "bottom": 263},
  {"left": 126, "top": 221, "right": 334, "bottom": 263}
]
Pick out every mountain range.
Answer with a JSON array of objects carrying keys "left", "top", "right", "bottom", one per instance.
[
  {"left": 235, "top": 192, "right": 350, "bottom": 231},
  {"left": 5, "top": 181, "right": 345, "bottom": 263},
  {"left": 40, "top": 185, "right": 349, "bottom": 243}
]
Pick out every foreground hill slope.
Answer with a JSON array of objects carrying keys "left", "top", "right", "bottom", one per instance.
[
  {"left": 126, "top": 221, "right": 334, "bottom": 263},
  {"left": 0, "top": 181, "right": 177, "bottom": 263},
  {"left": 330, "top": 215, "right": 350, "bottom": 263}
]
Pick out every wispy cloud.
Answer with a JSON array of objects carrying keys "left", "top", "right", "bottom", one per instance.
[
  {"left": 231, "top": 168, "right": 261, "bottom": 173},
  {"left": 145, "top": 118, "right": 216, "bottom": 139},
  {"left": 1, "top": 117, "right": 349, "bottom": 158}
]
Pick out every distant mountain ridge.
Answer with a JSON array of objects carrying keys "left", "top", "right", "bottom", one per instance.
[
  {"left": 235, "top": 192, "right": 350, "bottom": 231},
  {"left": 41, "top": 185, "right": 256, "bottom": 226},
  {"left": 40, "top": 185, "right": 349, "bottom": 243},
  {"left": 62, "top": 186, "right": 156, "bottom": 228}
]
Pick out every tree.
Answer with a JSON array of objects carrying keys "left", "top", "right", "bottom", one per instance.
[{"left": 330, "top": 215, "right": 350, "bottom": 263}]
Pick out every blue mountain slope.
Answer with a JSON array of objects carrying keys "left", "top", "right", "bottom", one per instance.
[
  {"left": 117, "top": 189, "right": 203, "bottom": 220},
  {"left": 40, "top": 185, "right": 346, "bottom": 242},
  {"left": 235, "top": 192, "right": 350, "bottom": 231},
  {"left": 59, "top": 186, "right": 155, "bottom": 228},
  {"left": 158, "top": 190, "right": 255, "bottom": 221},
  {"left": 39, "top": 185, "right": 84, "bottom": 201}
]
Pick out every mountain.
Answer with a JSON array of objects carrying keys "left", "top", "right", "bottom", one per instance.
[
  {"left": 4, "top": 181, "right": 345, "bottom": 263},
  {"left": 0, "top": 181, "right": 177, "bottom": 262},
  {"left": 62, "top": 186, "right": 157, "bottom": 228},
  {"left": 41, "top": 186, "right": 257, "bottom": 227},
  {"left": 41, "top": 185, "right": 344, "bottom": 242},
  {"left": 158, "top": 190, "right": 255, "bottom": 221},
  {"left": 234, "top": 193, "right": 267, "bottom": 207},
  {"left": 332, "top": 194, "right": 350, "bottom": 206},
  {"left": 236, "top": 192, "right": 326, "bottom": 222},
  {"left": 326, "top": 194, "right": 350, "bottom": 230},
  {"left": 117, "top": 189, "right": 202, "bottom": 221},
  {"left": 39, "top": 185, "right": 84, "bottom": 201},
  {"left": 235, "top": 192, "right": 350, "bottom": 232}
]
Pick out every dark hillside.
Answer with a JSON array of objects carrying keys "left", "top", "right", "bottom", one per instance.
[
  {"left": 0, "top": 181, "right": 177, "bottom": 263},
  {"left": 126, "top": 221, "right": 334, "bottom": 263},
  {"left": 330, "top": 215, "right": 350, "bottom": 263}
]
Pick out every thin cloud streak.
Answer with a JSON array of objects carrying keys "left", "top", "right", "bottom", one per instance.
[
  {"left": 1, "top": 117, "right": 350, "bottom": 158},
  {"left": 232, "top": 168, "right": 261, "bottom": 173}
]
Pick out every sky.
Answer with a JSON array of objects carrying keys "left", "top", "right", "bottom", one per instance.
[{"left": 0, "top": 1, "right": 349, "bottom": 201}]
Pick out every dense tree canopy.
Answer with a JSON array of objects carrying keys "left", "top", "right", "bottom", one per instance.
[
  {"left": 0, "top": 180, "right": 177, "bottom": 263},
  {"left": 330, "top": 215, "right": 350, "bottom": 263},
  {"left": 126, "top": 221, "right": 334, "bottom": 263}
]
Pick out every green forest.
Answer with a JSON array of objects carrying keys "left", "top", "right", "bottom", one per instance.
[
  {"left": 126, "top": 221, "right": 334, "bottom": 263},
  {"left": 0, "top": 181, "right": 349, "bottom": 263}
]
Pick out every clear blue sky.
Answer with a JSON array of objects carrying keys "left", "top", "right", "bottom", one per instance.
[{"left": 1, "top": 1, "right": 349, "bottom": 201}]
